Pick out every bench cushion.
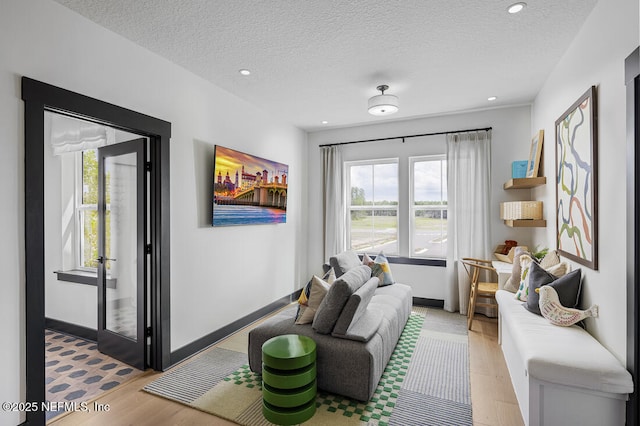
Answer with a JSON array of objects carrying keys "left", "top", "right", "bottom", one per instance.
[{"left": 496, "top": 290, "right": 633, "bottom": 395}]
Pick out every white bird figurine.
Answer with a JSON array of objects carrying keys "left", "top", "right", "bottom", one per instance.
[{"left": 535, "top": 286, "right": 599, "bottom": 327}]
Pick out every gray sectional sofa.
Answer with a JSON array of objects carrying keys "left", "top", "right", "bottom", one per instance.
[{"left": 248, "top": 253, "right": 412, "bottom": 401}]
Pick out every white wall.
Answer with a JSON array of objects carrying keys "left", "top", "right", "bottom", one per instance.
[
  {"left": 0, "top": 0, "right": 307, "bottom": 424},
  {"left": 531, "top": 0, "right": 638, "bottom": 363},
  {"left": 307, "top": 106, "right": 532, "bottom": 300}
]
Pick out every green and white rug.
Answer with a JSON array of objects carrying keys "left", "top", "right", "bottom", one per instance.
[{"left": 144, "top": 308, "right": 472, "bottom": 425}]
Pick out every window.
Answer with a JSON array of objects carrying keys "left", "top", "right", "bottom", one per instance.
[
  {"left": 343, "top": 154, "right": 447, "bottom": 264},
  {"left": 410, "top": 156, "right": 447, "bottom": 259},
  {"left": 346, "top": 159, "right": 399, "bottom": 255},
  {"left": 75, "top": 149, "right": 110, "bottom": 271}
]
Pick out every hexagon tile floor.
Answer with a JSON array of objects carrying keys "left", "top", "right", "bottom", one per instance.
[{"left": 45, "top": 329, "right": 144, "bottom": 419}]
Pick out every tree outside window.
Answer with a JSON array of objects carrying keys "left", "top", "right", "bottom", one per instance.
[{"left": 78, "top": 149, "right": 111, "bottom": 270}]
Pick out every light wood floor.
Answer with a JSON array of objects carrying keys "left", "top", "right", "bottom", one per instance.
[
  {"left": 469, "top": 315, "right": 524, "bottom": 426},
  {"left": 49, "top": 310, "right": 523, "bottom": 426}
]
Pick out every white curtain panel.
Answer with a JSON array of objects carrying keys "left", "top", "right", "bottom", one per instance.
[
  {"left": 321, "top": 145, "right": 345, "bottom": 261},
  {"left": 444, "top": 130, "right": 492, "bottom": 314}
]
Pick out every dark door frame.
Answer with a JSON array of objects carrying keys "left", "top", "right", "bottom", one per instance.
[
  {"left": 626, "top": 47, "right": 639, "bottom": 425},
  {"left": 22, "top": 77, "right": 171, "bottom": 425}
]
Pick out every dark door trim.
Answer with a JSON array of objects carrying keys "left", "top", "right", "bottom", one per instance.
[
  {"left": 625, "top": 46, "right": 639, "bottom": 426},
  {"left": 22, "top": 77, "right": 171, "bottom": 425}
]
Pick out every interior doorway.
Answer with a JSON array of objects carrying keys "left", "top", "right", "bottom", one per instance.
[
  {"left": 23, "top": 77, "right": 172, "bottom": 425},
  {"left": 42, "top": 112, "right": 150, "bottom": 419}
]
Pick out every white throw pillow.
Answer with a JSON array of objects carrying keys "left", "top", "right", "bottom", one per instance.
[
  {"left": 295, "top": 275, "right": 332, "bottom": 324},
  {"left": 514, "top": 255, "right": 535, "bottom": 301}
]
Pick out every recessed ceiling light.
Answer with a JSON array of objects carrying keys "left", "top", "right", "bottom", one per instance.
[
  {"left": 239, "top": 69, "right": 251, "bottom": 76},
  {"left": 321, "top": 120, "right": 329, "bottom": 124},
  {"left": 507, "top": 2, "right": 526, "bottom": 14},
  {"left": 488, "top": 96, "right": 498, "bottom": 101}
]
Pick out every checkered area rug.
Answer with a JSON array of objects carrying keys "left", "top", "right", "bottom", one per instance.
[{"left": 143, "top": 308, "right": 472, "bottom": 425}]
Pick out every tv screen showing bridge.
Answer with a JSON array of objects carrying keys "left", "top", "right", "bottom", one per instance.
[{"left": 213, "top": 145, "right": 288, "bottom": 226}]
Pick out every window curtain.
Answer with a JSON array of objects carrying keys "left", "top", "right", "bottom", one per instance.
[
  {"left": 444, "top": 130, "right": 492, "bottom": 314},
  {"left": 321, "top": 145, "right": 345, "bottom": 260},
  {"left": 49, "top": 112, "right": 115, "bottom": 155}
]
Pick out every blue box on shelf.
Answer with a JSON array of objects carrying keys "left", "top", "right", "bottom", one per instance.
[{"left": 512, "top": 161, "right": 528, "bottom": 178}]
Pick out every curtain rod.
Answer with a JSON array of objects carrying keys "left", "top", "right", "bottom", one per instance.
[{"left": 318, "top": 126, "right": 492, "bottom": 148}]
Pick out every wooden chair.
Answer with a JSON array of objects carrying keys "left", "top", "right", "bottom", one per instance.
[{"left": 461, "top": 258, "right": 499, "bottom": 330}]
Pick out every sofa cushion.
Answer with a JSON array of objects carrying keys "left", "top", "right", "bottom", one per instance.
[
  {"left": 332, "top": 277, "right": 379, "bottom": 336},
  {"left": 329, "top": 250, "right": 362, "bottom": 278},
  {"left": 331, "top": 308, "right": 383, "bottom": 342},
  {"left": 524, "top": 262, "right": 581, "bottom": 315},
  {"left": 312, "top": 265, "right": 371, "bottom": 334}
]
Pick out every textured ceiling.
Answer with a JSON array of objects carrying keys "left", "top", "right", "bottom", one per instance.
[{"left": 53, "top": 0, "right": 598, "bottom": 131}]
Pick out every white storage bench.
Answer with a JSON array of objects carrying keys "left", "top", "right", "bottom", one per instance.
[{"left": 496, "top": 290, "right": 633, "bottom": 426}]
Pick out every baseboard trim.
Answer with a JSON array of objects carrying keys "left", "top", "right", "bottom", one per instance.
[
  {"left": 169, "top": 291, "right": 299, "bottom": 368},
  {"left": 412, "top": 297, "right": 444, "bottom": 308},
  {"left": 45, "top": 317, "right": 97, "bottom": 342}
]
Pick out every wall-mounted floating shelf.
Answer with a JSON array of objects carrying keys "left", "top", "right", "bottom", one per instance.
[
  {"left": 503, "top": 176, "right": 547, "bottom": 190},
  {"left": 504, "top": 219, "right": 547, "bottom": 228},
  {"left": 502, "top": 176, "right": 547, "bottom": 227}
]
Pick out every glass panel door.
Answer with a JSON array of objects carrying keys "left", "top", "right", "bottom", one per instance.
[{"left": 97, "top": 138, "right": 146, "bottom": 370}]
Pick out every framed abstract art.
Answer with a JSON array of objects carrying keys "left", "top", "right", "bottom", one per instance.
[{"left": 555, "top": 86, "right": 598, "bottom": 270}]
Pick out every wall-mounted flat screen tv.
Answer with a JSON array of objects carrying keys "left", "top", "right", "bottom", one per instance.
[{"left": 213, "top": 145, "right": 288, "bottom": 226}]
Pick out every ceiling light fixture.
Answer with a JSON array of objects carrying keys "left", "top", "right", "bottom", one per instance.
[
  {"left": 488, "top": 96, "right": 498, "bottom": 101},
  {"left": 239, "top": 69, "right": 251, "bottom": 76},
  {"left": 368, "top": 85, "right": 399, "bottom": 116},
  {"left": 507, "top": 2, "right": 526, "bottom": 14},
  {"left": 321, "top": 120, "right": 329, "bottom": 124}
]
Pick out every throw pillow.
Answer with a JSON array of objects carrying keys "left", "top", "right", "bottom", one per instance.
[
  {"left": 295, "top": 268, "right": 335, "bottom": 321},
  {"left": 329, "top": 250, "right": 363, "bottom": 278},
  {"left": 539, "top": 249, "right": 561, "bottom": 269},
  {"left": 371, "top": 252, "right": 395, "bottom": 286},
  {"left": 362, "top": 253, "right": 375, "bottom": 267},
  {"left": 514, "top": 255, "right": 536, "bottom": 301},
  {"left": 524, "top": 262, "right": 582, "bottom": 315},
  {"left": 545, "top": 261, "right": 570, "bottom": 278},
  {"left": 295, "top": 275, "right": 332, "bottom": 325},
  {"left": 504, "top": 247, "right": 529, "bottom": 293}
]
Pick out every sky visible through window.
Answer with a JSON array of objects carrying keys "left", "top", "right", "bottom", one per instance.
[
  {"left": 350, "top": 163, "right": 398, "bottom": 203},
  {"left": 350, "top": 160, "right": 446, "bottom": 203},
  {"left": 414, "top": 159, "right": 446, "bottom": 203}
]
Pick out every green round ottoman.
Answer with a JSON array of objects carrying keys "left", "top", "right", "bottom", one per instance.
[{"left": 262, "top": 334, "right": 317, "bottom": 425}]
